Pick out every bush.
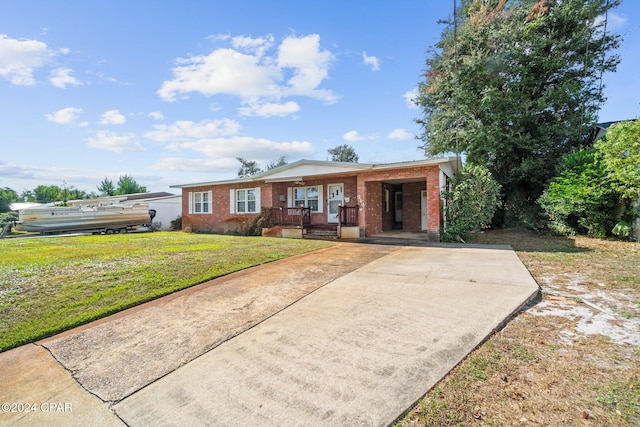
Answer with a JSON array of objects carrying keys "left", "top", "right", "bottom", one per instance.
[
  {"left": 441, "top": 164, "right": 501, "bottom": 242},
  {"left": 538, "top": 148, "right": 623, "bottom": 238},
  {"left": 170, "top": 216, "right": 182, "bottom": 231}
]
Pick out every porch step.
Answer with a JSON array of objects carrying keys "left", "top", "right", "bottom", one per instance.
[{"left": 304, "top": 224, "right": 338, "bottom": 239}]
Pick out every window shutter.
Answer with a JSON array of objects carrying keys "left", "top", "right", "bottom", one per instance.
[
  {"left": 254, "top": 187, "right": 261, "bottom": 213},
  {"left": 207, "top": 190, "right": 212, "bottom": 213},
  {"left": 287, "top": 187, "right": 293, "bottom": 208},
  {"left": 229, "top": 189, "right": 235, "bottom": 214},
  {"left": 317, "top": 185, "right": 324, "bottom": 213},
  {"left": 188, "top": 192, "right": 193, "bottom": 214}
]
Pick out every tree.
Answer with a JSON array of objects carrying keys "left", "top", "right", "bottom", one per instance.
[
  {"left": 0, "top": 186, "right": 19, "bottom": 212},
  {"left": 595, "top": 120, "right": 640, "bottom": 199},
  {"left": 237, "top": 156, "right": 290, "bottom": 177},
  {"left": 328, "top": 144, "right": 359, "bottom": 162},
  {"left": 441, "top": 164, "right": 501, "bottom": 241},
  {"left": 115, "top": 175, "right": 147, "bottom": 195},
  {"left": 33, "top": 185, "right": 63, "bottom": 203},
  {"left": 97, "top": 177, "right": 116, "bottom": 196},
  {"left": 265, "top": 156, "right": 288, "bottom": 171},
  {"left": 236, "top": 157, "right": 262, "bottom": 178},
  {"left": 416, "top": 0, "right": 621, "bottom": 225}
]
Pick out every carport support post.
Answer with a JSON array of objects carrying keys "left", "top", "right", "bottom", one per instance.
[
  {"left": 356, "top": 175, "right": 367, "bottom": 236},
  {"left": 426, "top": 169, "right": 441, "bottom": 240}
]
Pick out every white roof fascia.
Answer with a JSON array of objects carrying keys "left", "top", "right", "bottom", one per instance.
[
  {"left": 170, "top": 177, "right": 256, "bottom": 189},
  {"left": 369, "top": 157, "right": 457, "bottom": 171}
]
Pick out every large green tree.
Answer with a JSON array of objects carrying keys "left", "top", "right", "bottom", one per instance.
[
  {"left": 236, "top": 157, "right": 262, "bottom": 178},
  {"left": 33, "top": 185, "right": 63, "bottom": 203},
  {"left": 115, "top": 175, "right": 147, "bottom": 195},
  {"left": 416, "top": 0, "right": 621, "bottom": 225},
  {"left": 236, "top": 156, "right": 289, "bottom": 177},
  {"left": 97, "top": 177, "right": 116, "bottom": 196},
  {"left": 328, "top": 144, "right": 359, "bottom": 162}
]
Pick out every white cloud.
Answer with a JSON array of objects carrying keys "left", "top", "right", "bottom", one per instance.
[
  {"left": 0, "top": 161, "right": 112, "bottom": 191},
  {"left": 85, "top": 131, "right": 145, "bottom": 152},
  {"left": 362, "top": 51, "right": 380, "bottom": 71},
  {"left": 145, "top": 119, "right": 240, "bottom": 143},
  {"left": 99, "top": 109, "right": 126, "bottom": 125},
  {"left": 0, "top": 161, "right": 37, "bottom": 179},
  {"left": 238, "top": 101, "right": 300, "bottom": 117},
  {"left": 0, "top": 34, "right": 53, "bottom": 85},
  {"left": 404, "top": 88, "right": 419, "bottom": 109},
  {"left": 277, "top": 34, "right": 336, "bottom": 101},
  {"left": 45, "top": 107, "right": 84, "bottom": 125},
  {"left": 343, "top": 130, "right": 378, "bottom": 142},
  {"left": 231, "top": 34, "right": 274, "bottom": 57},
  {"left": 343, "top": 130, "right": 364, "bottom": 142},
  {"left": 148, "top": 111, "right": 165, "bottom": 120},
  {"left": 152, "top": 157, "right": 237, "bottom": 172},
  {"left": 388, "top": 128, "right": 414, "bottom": 140},
  {"left": 169, "top": 136, "right": 314, "bottom": 161},
  {"left": 49, "top": 67, "right": 81, "bottom": 88},
  {"left": 594, "top": 12, "right": 627, "bottom": 31},
  {"left": 158, "top": 47, "right": 281, "bottom": 101},
  {"left": 158, "top": 33, "right": 336, "bottom": 105}
]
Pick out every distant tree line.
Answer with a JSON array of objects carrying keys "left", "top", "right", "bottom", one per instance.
[{"left": 0, "top": 175, "right": 148, "bottom": 213}]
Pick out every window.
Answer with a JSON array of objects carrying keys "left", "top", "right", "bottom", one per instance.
[
  {"left": 287, "top": 185, "right": 323, "bottom": 212},
  {"left": 294, "top": 186, "right": 319, "bottom": 211},
  {"left": 230, "top": 188, "right": 260, "bottom": 214},
  {"left": 236, "top": 189, "right": 256, "bottom": 213},
  {"left": 189, "top": 191, "right": 212, "bottom": 214}
]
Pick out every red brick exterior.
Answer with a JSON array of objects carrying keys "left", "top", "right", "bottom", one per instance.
[{"left": 181, "top": 164, "right": 445, "bottom": 240}]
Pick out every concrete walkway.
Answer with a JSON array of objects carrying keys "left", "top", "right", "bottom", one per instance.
[{"left": 0, "top": 241, "right": 539, "bottom": 426}]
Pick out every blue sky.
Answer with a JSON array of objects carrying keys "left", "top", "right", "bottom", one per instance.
[{"left": 1, "top": 1, "right": 638, "bottom": 195}]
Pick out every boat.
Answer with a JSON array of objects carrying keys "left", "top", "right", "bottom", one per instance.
[{"left": 17, "top": 202, "right": 155, "bottom": 234}]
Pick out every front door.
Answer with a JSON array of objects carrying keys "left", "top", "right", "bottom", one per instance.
[
  {"left": 395, "top": 192, "right": 403, "bottom": 223},
  {"left": 327, "top": 183, "right": 343, "bottom": 223}
]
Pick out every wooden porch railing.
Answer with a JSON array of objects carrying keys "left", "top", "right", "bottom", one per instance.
[
  {"left": 266, "top": 207, "right": 311, "bottom": 227},
  {"left": 338, "top": 205, "right": 359, "bottom": 227}
]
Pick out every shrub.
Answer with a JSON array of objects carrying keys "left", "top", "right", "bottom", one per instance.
[
  {"left": 170, "top": 216, "right": 182, "bottom": 231},
  {"left": 441, "top": 164, "right": 501, "bottom": 242},
  {"left": 538, "top": 148, "right": 623, "bottom": 237}
]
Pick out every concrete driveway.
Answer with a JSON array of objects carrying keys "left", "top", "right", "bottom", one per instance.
[{"left": 0, "top": 241, "right": 539, "bottom": 426}]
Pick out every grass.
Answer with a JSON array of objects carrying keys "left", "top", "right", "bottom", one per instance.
[
  {"left": 399, "top": 228, "right": 640, "bottom": 426},
  {"left": 0, "top": 231, "right": 332, "bottom": 351}
]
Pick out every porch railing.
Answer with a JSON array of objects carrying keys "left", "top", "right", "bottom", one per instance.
[
  {"left": 266, "top": 207, "right": 311, "bottom": 227},
  {"left": 338, "top": 205, "right": 359, "bottom": 227}
]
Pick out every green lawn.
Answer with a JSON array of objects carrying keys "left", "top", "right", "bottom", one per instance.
[{"left": 0, "top": 232, "right": 332, "bottom": 352}]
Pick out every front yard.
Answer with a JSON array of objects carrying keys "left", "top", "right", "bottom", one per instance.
[{"left": 0, "top": 232, "right": 331, "bottom": 352}]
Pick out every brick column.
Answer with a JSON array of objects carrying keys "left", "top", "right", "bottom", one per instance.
[{"left": 426, "top": 167, "right": 441, "bottom": 240}]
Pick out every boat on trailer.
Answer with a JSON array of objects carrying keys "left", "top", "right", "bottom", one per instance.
[{"left": 17, "top": 202, "right": 155, "bottom": 234}]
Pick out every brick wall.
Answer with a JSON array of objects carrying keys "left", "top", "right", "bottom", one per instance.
[
  {"left": 182, "top": 176, "right": 359, "bottom": 233},
  {"left": 357, "top": 165, "right": 442, "bottom": 239},
  {"left": 181, "top": 182, "right": 264, "bottom": 234},
  {"left": 180, "top": 164, "right": 443, "bottom": 240},
  {"left": 402, "top": 182, "right": 426, "bottom": 231}
]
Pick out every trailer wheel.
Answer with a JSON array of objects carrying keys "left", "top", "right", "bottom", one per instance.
[{"left": 105, "top": 228, "right": 115, "bottom": 235}]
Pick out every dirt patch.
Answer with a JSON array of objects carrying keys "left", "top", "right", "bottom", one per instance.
[{"left": 399, "top": 229, "right": 640, "bottom": 426}]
